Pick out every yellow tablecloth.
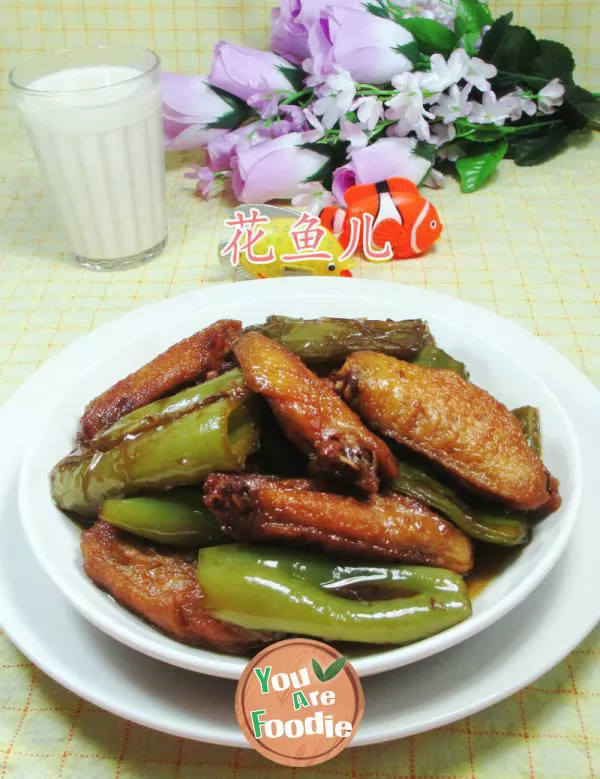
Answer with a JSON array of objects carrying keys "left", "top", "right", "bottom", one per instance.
[{"left": 1, "top": 0, "right": 599, "bottom": 775}]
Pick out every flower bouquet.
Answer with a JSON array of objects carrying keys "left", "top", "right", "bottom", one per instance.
[{"left": 162, "top": 0, "right": 599, "bottom": 213}]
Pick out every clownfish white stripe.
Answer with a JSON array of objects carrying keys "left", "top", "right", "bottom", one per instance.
[
  {"left": 410, "top": 200, "right": 430, "bottom": 255},
  {"left": 333, "top": 208, "right": 346, "bottom": 235},
  {"left": 373, "top": 190, "right": 404, "bottom": 228}
]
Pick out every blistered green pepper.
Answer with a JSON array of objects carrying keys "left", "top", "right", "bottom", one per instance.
[
  {"left": 512, "top": 405, "right": 542, "bottom": 457},
  {"left": 245, "top": 315, "right": 434, "bottom": 363},
  {"left": 196, "top": 544, "right": 472, "bottom": 645},
  {"left": 99, "top": 490, "right": 230, "bottom": 547},
  {"left": 389, "top": 403, "right": 542, "bottom": 546},
  {"left": 413, "top": 343, "right": 470, "bottom": 380},
  {"left": 51, "top": 396, "right": 259, "bottom": 518},
  {"left": 90, "top": 369, "right": 246, "bottom": 451},
  {"left": 391, "top": 456, "right": 530, "bottom": 546}
]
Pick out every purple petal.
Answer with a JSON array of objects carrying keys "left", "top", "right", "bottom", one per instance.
[
  {"left": 159, "top": 72, "right": 209, "bottom": 115},
  {"left": 332, "top": 164, "right": 357, "bottom": 204}
]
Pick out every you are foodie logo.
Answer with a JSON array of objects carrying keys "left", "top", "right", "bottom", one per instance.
[{"left": 235, "top": 638, "right": 365, "bottom": 767}]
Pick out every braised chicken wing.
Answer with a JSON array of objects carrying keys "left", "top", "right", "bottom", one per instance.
[
  {"left": 81, "top": 520, "right": 278, "bottom": 653},
  {"left": 335, "top": 351, "right": 558, "bottom": 512},
  {"left": 78, "top": 319, "right": 242, "bottom": 445},
  {"left": 203, "top": 473, "right": 474, "bottom": 574},
  {"left": 231, "top": 332, "right": 397, "bottom": 493}
]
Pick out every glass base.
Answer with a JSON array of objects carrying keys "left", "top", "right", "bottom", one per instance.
[{"left": 73, "top": 236, "right": 167, "bottom": 271}]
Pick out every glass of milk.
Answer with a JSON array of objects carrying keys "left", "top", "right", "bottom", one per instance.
[{"left": 10, "top": 45, "right": 168, "bottom": 271}]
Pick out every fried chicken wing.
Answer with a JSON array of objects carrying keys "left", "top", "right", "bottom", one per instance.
[
  {"left": 203, "top": 473, "right": 474, "bottom": 574},
  {"left": 80, "top": 520, "right": 278, "bottom": 653},
  {"left": 232, "top": 332, "right": 397, "bottom": 493},
  {"left": 335, "top": 351, "right": 557, "bottom": 512},
  {"left": 77, "top": 319, "right": 242, "bottom": 445}
]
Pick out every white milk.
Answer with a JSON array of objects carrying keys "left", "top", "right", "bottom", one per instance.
[{"left": 17, "top": 66, "right": 167, "bottom": 263}]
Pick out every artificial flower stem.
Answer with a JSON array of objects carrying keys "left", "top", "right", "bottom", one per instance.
[{"left": 280, "top": 87, "right": 314, "bottom": 107}]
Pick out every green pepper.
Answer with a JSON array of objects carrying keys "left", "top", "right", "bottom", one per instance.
[
  {"left": 196, "top": 544, "right": 472, "bottom": 645},
  {"left": 413, "top": 343, "right": 470, "bottom": 380},
  {"left": 512, "top": 405, "right": 541, "bottom": 457},
  {"left": 391, "top": 456, "right": 530, "bottom": 546},
  {"left": 90, "top": 369, "right": 246, "bottom": 451},
  {"left": 51, "top": 396, "right": 259, "bottom": 518},
  {"left": 245, "top": 315, "right": 434, "bottom": 363},
  {"left": 99, "top": 490, "right": 230, "bottom": 547}
]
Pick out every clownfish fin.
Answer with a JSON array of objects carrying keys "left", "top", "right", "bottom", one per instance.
[
  {"left": 320, "top": 206, "right": 346, "bottom": 236},
  {"left": 320, "top": 206, "right": 338, "bottom": 232},
  {"left": 386, "top": 177, "right": 421, "bottom": 198},
  {"left": 343, "top": 183, "right": 380, "bottom": 209},
  {"left": 373, "top": 218, "right": 408, "bottom": 250}
]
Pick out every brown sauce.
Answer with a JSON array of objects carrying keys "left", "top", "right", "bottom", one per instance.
[{"left": 465, "top": 544, "right": 519, "bottom": 599}]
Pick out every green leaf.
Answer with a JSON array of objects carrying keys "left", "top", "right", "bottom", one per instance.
[
  {"left": 395, "top": 18, "right": 457, "bottom": 57},
  {"left": 414, "top": 142, "right": 436, "bottom": 163},
  {"left": 493, "top": 71, "right": 550, "bottom": 89},
  {"left": 462, "top": 30, "right": 483, "bottom": 57},
  {"left": 323, "top": 657, "right": 348, "bottom": 681},
  {"left": 312, "top": 658, "right": 325, "bottom": 682},
  {"left": 478, "top": 12, "right": 514, "bottom": 64},
  {"left": 277, "top": 65, "right": 305, "bottom": 92},
  {"left": 455, "top": 118, "right": 563, "bottom": 143},
  {"left": 206, "top": 85, "right": 252, "bottom": 130},
  {"left": 303, "top": 157, "right": 336, "bottom": 189},
  {"left": 511, "top": 124, "right": 571, "bottom": 166},
  {"left": 455, "top": 0, "right": 493, "bottom": 35},
  {"left": 489, "top": 25, "right": 541, "bottom": 74},
  {"left": 394, "top": 40, "right": 421, "bottom": 66},
  {"left": 455, "top": 139, "right": 509, "bottom": 193},
  {"left": 365, "top": 1, "right": 388, "bottom": 19},
  {"left": 564, "top": 85, "right": 600, "bottom": 122},
  {"left": 462, "top": 125, "right": 509, "bottom": 143},
  {"left": 532, "top": 40, "right": 575, "bottom": 86}
]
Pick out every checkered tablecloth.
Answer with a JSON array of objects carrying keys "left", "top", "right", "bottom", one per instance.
[{"left": 1, "top": 0, "right": 599, "bottom": 776}]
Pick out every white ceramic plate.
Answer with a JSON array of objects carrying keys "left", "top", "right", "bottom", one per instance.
[
  {"left": 1, "top": 278, "right": 599, "bottom": 745},
  {"left": 18, "top": 279, "right": 583, "bottom": 680}
]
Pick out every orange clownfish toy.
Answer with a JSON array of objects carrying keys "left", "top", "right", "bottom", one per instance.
[{"left": 320, "top": 177, "right": 443, "bottom": 261}]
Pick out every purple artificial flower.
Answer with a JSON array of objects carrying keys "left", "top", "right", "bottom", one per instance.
[
  {"left": 464, "top": 56, "right": 497, "bottom": 93},
  {"left": 430, "top": 121, "right": 458, "bottom": 148},
  {"left": 162, "top": 118, "right": 226, "bottom": 152},
  {"left": 423, "top": 168, "right": 446, "bottom": 189},
  {"left": 537, "top": 78, "right": 565, "bottom": 115},
  {"left": 404, "top": 0, "right": 458, "bottom": 28},
  {"left": 353, "top": 96, "right": 384, "bottom": 131},
  {"left": 184, "top": 165, "right": 231, "bottom": 198},
  {"left": 231, "top": 131, "right": 330, "bottom": 203},
  {"left": 332, "top": 137, "right": 432, "bottom": 203},
  {"left": 160, "top": 71, "right": 249, "bottom": 151},
  {"left": 470, "top": 90, "right": 533, "bottom": 126},
  {"left": 331, "top": 166, "right": 356, "bottom": 205},
  {"left": 205, "top": 108, "right": 309, "bottom": 172},
  {"left": 385, "top": 73, "right": 435, "bottom": 142},
  {"left": 205, "top": 121, "right": 263, "bottom": 171},
  {"left": 294, "top": 0, "right": 366, "bottom": 26},
  {"left": 339, "top": 118, "right": 369, "bottom": 148},
  {"left": 209, "top": 42, "right": 299, "bottom": 103},
  {"left": 291, "top": 181, "right": 336, "bottom": 214},
  {"left": 247, "top": 90, "right": 281, "bottom": 120},
  {"left": 270, "top": 7, "right": 311, "bottom": 65},
  {"left": 270, "top": 0, "right": 365, "bottom": 64},
  {"left": 311, "top": 67, "right": 356, "bottom": 129},
  {"left": 432, "top": 84, "right": 474, "bottom": 124},
  {"left": 419, "top": 51, "right": 468, "bottom": 95},
  {"left": 264, "top": 105, "right": 310, "bottom": 137},
  {"left": 307, "top": 6, "right": 416, "bottom": 85}
]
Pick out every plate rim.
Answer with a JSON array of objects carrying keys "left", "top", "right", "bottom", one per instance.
[
  {"left": 1, "top": 278, "right": 599, "bottom": 747},
  {"left": 16, "top": 277, "right": 584, "bottom": 678}
]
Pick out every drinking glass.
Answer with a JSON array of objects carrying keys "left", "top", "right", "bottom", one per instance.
[{"left": 10, "top": 45, "right": 168, "bottom": 271}]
